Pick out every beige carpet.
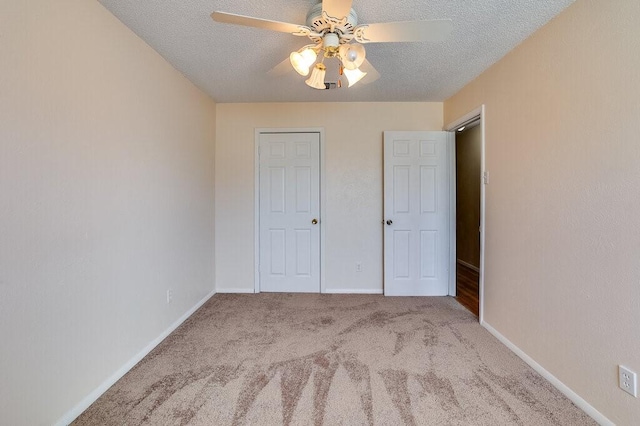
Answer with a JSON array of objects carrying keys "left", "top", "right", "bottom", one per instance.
[{"left": 73, "top": 294, "right": 594, "bottom": 425}]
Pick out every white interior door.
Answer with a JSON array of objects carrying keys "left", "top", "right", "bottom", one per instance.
[
  {"left": 259, "top": 132, "right": 320, "bottom": 293},
  {"left": 383, "top": 131, "right": 450, "bottom": 296}
]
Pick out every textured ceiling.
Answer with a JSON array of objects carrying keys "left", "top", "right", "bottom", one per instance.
[{"left": 97, "top": 0, "right": 575, "bottom": 103}]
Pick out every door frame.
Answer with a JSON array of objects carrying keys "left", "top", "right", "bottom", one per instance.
[
  {"left": 254, "top": 128, "right": 326, "bottom": 294},
  {"left": 444, "top": 105, "right": 486, "bottom": 323}
]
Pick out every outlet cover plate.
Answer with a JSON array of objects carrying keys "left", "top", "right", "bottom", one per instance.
[{"left": 619, "top": 365, "right": 638, "bottom": 397}]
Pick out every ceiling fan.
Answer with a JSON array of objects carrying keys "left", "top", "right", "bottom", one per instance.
[{"left": 211, "top": 0, "right": 453, "bottom": 90}]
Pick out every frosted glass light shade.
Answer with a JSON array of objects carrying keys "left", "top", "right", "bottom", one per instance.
[
  {"left": 290, "top": 48, "right": 317, "bottom": 76},
  {"left": 343, "top": 67, "right": 367, "bottom": 87},
  {"left": 305, "top": 63, "right": 327, "bottom": 90},
  {"left": 339, "top": 43, "right": 366, "bottom": 70}
]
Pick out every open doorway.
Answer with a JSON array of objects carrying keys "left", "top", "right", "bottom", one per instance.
[
  {"left": 445, "top": 106, "right": 485, "bottom": 322},
  {"left": 454, "top": 120, "right": 481, "bottom": 316}
]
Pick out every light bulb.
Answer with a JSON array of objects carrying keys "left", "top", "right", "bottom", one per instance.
[{"left": 339, "top": 43, "right": 366, "bottom": 70}]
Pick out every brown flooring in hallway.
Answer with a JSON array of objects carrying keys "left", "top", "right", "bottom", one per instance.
[{"left": 456, "top": 262, "right": 479, "bottom": 317}]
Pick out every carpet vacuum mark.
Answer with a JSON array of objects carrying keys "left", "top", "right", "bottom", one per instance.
[{"left": 73, "top": 294, "right": 594, "bottom": 425}]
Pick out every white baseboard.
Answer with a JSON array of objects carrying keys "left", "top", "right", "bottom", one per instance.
[
  {"left": 217, "top": 288, "right": 383, "bottom": 295},
  {"left": 215, "top": 287, "right": 255, "bottom": 294},
  {"left": 55, "top": 289, "right": 217, "bottom": 426},
  {"left": 456, "top": 259, "right": 480, "bottom": 272},
  {"left": 481, "top": 321, "right": 613, "bottom": 426},
  {"left": 324, "top": 288, "right": 384, "bottom": 294}
]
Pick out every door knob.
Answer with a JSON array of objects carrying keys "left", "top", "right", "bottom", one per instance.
[
  {"left": 386, "top": 220, "right": 393, "bottom": 225},
  {"left": 312, "top": 218, "right": 318, "bottom": 225}
]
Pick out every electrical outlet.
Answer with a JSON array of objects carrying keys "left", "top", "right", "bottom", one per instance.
[
  {"left": 166, "top": 289, "right": 173, "bottom": 304},
  {"left": 356, "top": 262, "right": 362, "bottom": 272},
  {"left": 619, "top": 365, "right": 637, "bottom": 397}
]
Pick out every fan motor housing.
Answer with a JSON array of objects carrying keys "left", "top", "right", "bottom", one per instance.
[{"left": 306, "top": 3, "right": 358, "bottom": 37}]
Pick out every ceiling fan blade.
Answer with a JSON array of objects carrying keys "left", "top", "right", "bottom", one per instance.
[
  {"left": 267, "top": 57, "right": 294, "bottom": 77},
  {"left": 359, "top": 59, "right": 380, "bottom": 85},
  {"left": 322, "top": 0, "right": 353, "bottom": 20},
  {"left": 211, "top": 11, "right": 306, "bottom": 34},
  {"left": 355, "top": 19, "right": 453, "bottom": 43}
]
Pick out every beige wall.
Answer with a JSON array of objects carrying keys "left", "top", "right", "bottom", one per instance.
[
  {"left": 445, "top": 0, "right": 640, "bottom": 423},
  {"left": 0, "top": 1, "right": 216, "bottom": 425},
  {"left": 215, "top": 103, "right": 442, "bottom": 293},
  {"left": 455, "top": 124, "right": 481, "bottom": 268}
]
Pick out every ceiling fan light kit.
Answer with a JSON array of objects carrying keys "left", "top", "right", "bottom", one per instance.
[{"left": 212, "top": 0, "right": 453, "bottom": 90}]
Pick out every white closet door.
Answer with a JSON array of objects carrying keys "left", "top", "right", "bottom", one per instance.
[
  {"left": 259, "top": 132, "right": 320, "bottom": 293},
  {"left": 383, "top": 131, "right": 449, "bottom": 296}
]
